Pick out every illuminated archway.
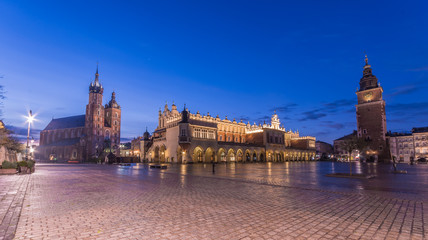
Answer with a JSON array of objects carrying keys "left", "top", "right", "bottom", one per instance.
[
  {"left": 236, "top": 149, "right": 243, "bottom": 162},
  {"left": 227, "top": 149, "right": 236, "bottom": 162},
  {"left": 218, "top": 148, "right": 226, "bottom": 162},
  {"left": 205, "top": 147, "right": 215, "bottom": 162},
  {"left": 193, "top": 146, "right": 204, "bottom": 163}
]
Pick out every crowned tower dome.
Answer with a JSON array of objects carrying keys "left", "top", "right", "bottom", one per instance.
[
  {"left": 143, "top": 127, "right": 150, "bottom": 140},
  {"left": 106, "top": 91, "right": 120, "bottom": 109}
]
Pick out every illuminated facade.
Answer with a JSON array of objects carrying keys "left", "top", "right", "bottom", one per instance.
[
  {"left": 38, "top": 67, "right": 121, "bottom": 161},
  {"left": 388, "top": 127, "right": 428, "bottom": 163},
  {"left": 147, "top": 104, "right": 316, "bottom": 163}
]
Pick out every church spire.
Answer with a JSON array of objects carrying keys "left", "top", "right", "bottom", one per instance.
[
  {"left": 95, "top": 63, "right": 99, "bottom": 83},
  {"left": 89, "top": 63, "right": 103, "bottom": 94}
]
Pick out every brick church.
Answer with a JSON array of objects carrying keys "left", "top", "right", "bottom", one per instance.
[{"left": 37, "top": 67, "right": 121, "bottom": 162}]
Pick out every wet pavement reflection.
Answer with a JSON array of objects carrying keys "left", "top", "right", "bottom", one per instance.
[
  {"left": 112, "top": 161, "right": 428, "bottom": 201},
  {"left": 131, "top": 162, "right": 428, "bottom": 200}
]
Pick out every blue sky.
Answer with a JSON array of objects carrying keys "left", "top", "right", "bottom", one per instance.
[{"left": 0, "top": 0, "right": 427, "bottom": 144}]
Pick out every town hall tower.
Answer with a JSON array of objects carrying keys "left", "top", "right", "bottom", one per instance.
[{"left": 355, "top": 55, "right": 388, "bottom": 161}]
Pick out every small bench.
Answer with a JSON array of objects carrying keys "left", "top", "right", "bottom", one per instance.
[{"left": 149, "top": 165, "right": 167, "bottom": 169}]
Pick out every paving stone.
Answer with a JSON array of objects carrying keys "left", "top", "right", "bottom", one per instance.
[{"left": 2, "top": 163, "right": 427, "bottom": 239}]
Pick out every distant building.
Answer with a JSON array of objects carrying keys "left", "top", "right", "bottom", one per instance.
[
  {"left": 388, "top": 132, "right": 414, "bottom": 163},
  {"left": 316, "top": 141, "right": 333, "bottom": 159},
  {"left": 144, "top": 104, "right": 316, "bottom": 163},
  {"left": 119, "top": 142, "right": 132, "bottom": 157},
  {"left": 37, "top": 67, "right": 121, "bottom": 162},
  {"left": 387, "top": 127, "right": 428, "bottom": 163},
  {"left": 130, "top": 137, "right": 141, "bottom": 158},
  {"left": 129, "top": 129, "right": 152, "bottom": 161},
  {"left": 412, "top": 127, "right": 428, "bottom": 160},
  {"left": 333, "top": 131, "right": 359, "bottom": 161},
  {"left": 355, "top": 55, "right": 389, "bottom": 161}
]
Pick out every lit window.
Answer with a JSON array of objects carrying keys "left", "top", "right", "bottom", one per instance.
[{"left": 194, "top": 128, "right": 201, "bottom": 138}]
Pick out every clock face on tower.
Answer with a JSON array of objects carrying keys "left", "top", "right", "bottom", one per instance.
[{"left": 364, "top": 92, "right": 373, "bottom": 101}]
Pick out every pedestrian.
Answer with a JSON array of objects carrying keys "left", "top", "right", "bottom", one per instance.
[{"left": 212, "top": 161, "right": 215, "bottom": 173}]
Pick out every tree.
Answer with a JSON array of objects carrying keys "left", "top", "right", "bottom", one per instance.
[
  {"left": 0, "top": 127, "right": 24, "bottom": 153},
  {"left": 340, "top": 135, "right": 370, "bottom": 175}
]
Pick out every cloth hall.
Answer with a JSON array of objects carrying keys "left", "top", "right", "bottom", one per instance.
[{"left": 146, "top": 104, "right": 316, "bottom": 163}]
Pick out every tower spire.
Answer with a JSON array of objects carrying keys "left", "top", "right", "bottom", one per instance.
[{"left": 95, "top": 63, "right": 99, "bottom": 83}]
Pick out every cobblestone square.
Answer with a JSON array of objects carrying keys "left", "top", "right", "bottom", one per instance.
[{"left": 2, "top": 162, "right": 428, "bottom": 239}]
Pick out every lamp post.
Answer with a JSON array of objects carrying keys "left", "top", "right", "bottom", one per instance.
[
  {"left": 30, "top": 137, "right": 35, "bottom": 160},
  {"left": 25, "top": 110, "right": 34, "bottom": 161}
]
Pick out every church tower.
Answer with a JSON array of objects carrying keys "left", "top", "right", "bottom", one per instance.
[
  {"left": 355, "top": 55, "right": 388, "bottom": 161},
  {"left": 85, "top": 65, "right": 105, "bottom": 159},
  {"left": 104, "top": 91, "right": 121, "bottom": 152}
]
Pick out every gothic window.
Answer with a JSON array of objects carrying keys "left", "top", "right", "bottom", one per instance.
[
  {"left": 115, "top": 113, "right": 118, "bottom": 118},
  {"left": 202, "top": 129, "right": 207, "bottom": 138},
  {"left": 114, "top": 120, "right": 117, "bottom": 126},
  {"left": 219, "top": 135, "right": 223, "bottom": 141},
  {"left": 105, "top": 130, "right": 110, "bottom": 140},
  {"left": 97, "top": 110, "right": 100, "bottom": 116},
  {"left": 363, "top": 129, "right": 367, "bottom": 134},
  {"left": 106, "top": 112, "right": 109, "bottom": 117},
  {"left": 228, "top": 136, "right": 230, "bottom": 141},
  {"left": 181, "top": 129, "right": 186, "bottom": 137}
]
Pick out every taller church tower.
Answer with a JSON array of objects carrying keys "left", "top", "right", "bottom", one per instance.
[
  {"left": 85, "top": 65, "right": 105, "bottom": 159},
  {"left": 356, "top": 55, "right": 388, "bottom": 161}
]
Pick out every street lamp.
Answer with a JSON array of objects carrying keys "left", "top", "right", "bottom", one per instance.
[{"left": 25, "top": 110, "right": 35, "bottom": 161}]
